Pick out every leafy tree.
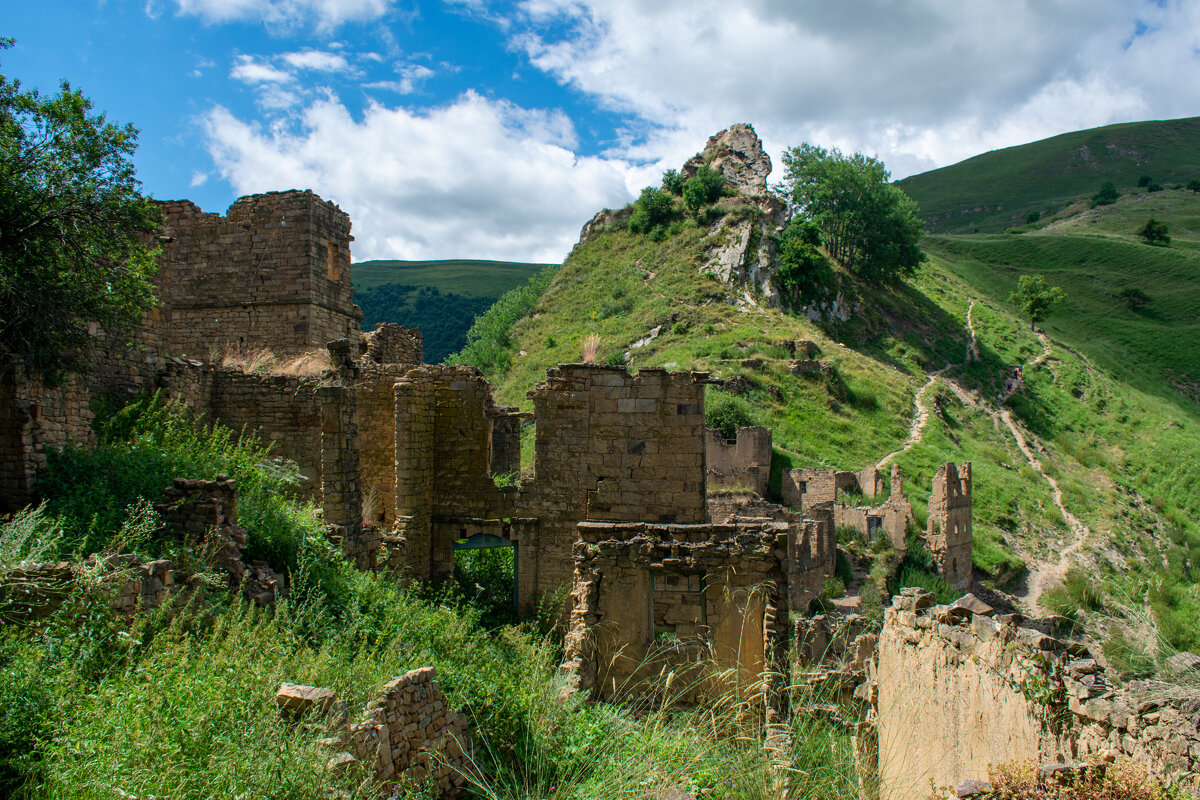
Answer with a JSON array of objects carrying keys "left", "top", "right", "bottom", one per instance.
[
  {"left": 781, "top": 143, "right": 924, "bottom": 284},
  {"left": 1187, "top": 179, "right": 1200, "bottom": 194},
  {"left": 1118, "top": 287, "right": 1151, "bottom": 311},
  {"left": 1137, "top": 174, "right": 1152, "bottom": 188},
  {"left": 681, "top": 165, "right": 726, "bottom": 212},
  {"left": 773, "top": 218, "right": 833, "bottom": 308},
  {"left": 627, "top": 186, "right": 678, "bottom": 238},
  {"left": 0, "top": 39, "right": 160, "bottom": 384},
  {"left": 1025, "top": 210, "right": 1041, "bottom": 225},
  {"left": 660, "top": 168, "right": 685, "bottom": 196},
  {"left": 1092, "top": 181, "right": 1119, "bottom": 206},
  {"left": 1009, "top": 274, "right": 1066, "bottom": 331},
  {"left": 1139, "top": 218, "right": 1171, "bottom": 246}
]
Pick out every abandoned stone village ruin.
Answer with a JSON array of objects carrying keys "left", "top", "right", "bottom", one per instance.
[{"left": 4, "top": 125, "right": 1198, "bottom": 798}]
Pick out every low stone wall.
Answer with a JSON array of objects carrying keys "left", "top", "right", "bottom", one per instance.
[
  {"left": 0, "top": 555, "right": 179, "bottom": 622},
  {"left": 870, "top": 588, "right": 1200, "bottom": 800},
  {"left": 278, "top": 666, "right": 473, "bottom": 797}
]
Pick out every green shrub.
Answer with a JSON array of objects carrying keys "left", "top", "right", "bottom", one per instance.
[
  {"left": 705, "top": 391, "right": 756, "bottom": 441},
  {"left": 448, "top": 264, "right": 558, "bottom": 374},
  {"left": 661, "top": 168, "right": 685, "bottom": 196},
  {"left": 628, "top": 187, "right": 679, "bottom": 237},
  {"left": 681, "top": 165, "right": 726, "bottom": 212}
]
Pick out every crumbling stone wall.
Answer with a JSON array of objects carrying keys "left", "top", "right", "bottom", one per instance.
[
  {"left": 925, "top": 462, "right": 972, "bottom": 590},
  {"left": 561, "top": 520, "right": 794, "bottom": 703},
  {"left": 519, "top": 365, "right": 710, "bottom": 614},
  {"left": 0, "top": 555, "right": 178, "bottom": 622},
  {"left": 153, "top": 191, "right": 361, "bottom": 358},
  {"left": 869, "top": 589, "right": 1200, "bottom": 800},
  {"left": 359, "top": 322, "right": 422, "bottom": 367},
  {"left": 789, "top": 516, "right": 837, "bottom": 613},
  {"left": 786, "top": 463, "right": 912, "bottom": 549},
  {"left": 0, "top": 366, "right": 95, "bottom": 513},
  {"left": 155, "top": 476, "right": 247, "bottom": 587},
  {"left": 705, "top": 425, "right": 772, "bottom": 496},
  {"left": 277, "top": 666, "right": 472, "bottom": 797}
]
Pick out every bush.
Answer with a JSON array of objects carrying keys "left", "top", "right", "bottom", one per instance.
[
  {"left": 1118, "top": 287, "right": 1151, "bottom": 310},
  {"left": 1092, "top": 181, "right": 1119, "bottom": 206},
  {"left": 681, "top": 165, "right": 726, "bottom": 212},
  {"left": 1025, "top": 210, "right": 1041, "bottom": 225},
  {"left": 448, "top": 264, "right": 558, "bottom": 373},
  {"left": 705, "top": 391, "right": 756, "bottom": 441},
  {"left": 628, "top": 186, "right": 679, "bottom": 238},
  {"left": 774, "top": 218, "right": 834, "bottom": 309},
  {"left": 979, "top": 758, "right": 1171, "bottom": 799},
  {"left": 660, "top": 168, "right": 685, "bottom": 196}
]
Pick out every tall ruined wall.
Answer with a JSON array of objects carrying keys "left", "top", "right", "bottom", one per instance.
[
  {"left": 562, "top": 520, "right": 789, "bottom": 703},
  {"left": 705, "top": 425, "right": 772, "bottom": 496},
  {"left": 154, "top": 191, "right": 360, "bottom": 358},
  {"left": 872, "top": 589, "right": 1200, "bottom": 800},
  {"left": 926, "top": 462, "right": 972, "bottom": 590},
  {"left": 520, "top": 365, "right": 710, "bottom": 611}
]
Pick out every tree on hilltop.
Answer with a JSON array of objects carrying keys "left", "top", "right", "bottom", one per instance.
[
  {"left": 0, "top": 39, "right": 160, "bottom": 384},
  {"left": 1009, "top": 275, "right": 1066, "bottom": 331},
  {"left": 1092, "top": 181, "right": 1119, "bottom": 206},
  {"left": 773, "top": 218, "right": 833, "bottom": 308},
  {"left": 780, "top": 143, "right": 924, "bottom": 285}
]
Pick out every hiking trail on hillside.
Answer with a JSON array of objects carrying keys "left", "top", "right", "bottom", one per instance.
[{"left": 876, "top": 365, "right": 951, "bottom": 470}]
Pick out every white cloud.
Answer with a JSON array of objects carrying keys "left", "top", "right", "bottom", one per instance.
[
  {"left": 203, "top": 92, "right": 641, "bottom": 261},
  {"left": 230, "top": 55, "right": 294, "bottom": 84},
  {"left": 498, "top": 0, "right": 1200, "bottom": 179},
  {"left": 281, "top": 49, "right": 352, "bottom": 72},
  {"left": 364, "top": 63, "right": 435, "bottom": 95},
  {"left": 172, "top": 0, "right": 391, "bottom": 31},
  {"left": 190, "top": 171, "right": 210, "bottom": 188}
]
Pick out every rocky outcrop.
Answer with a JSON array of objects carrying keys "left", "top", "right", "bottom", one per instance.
[{"left": 683, "top": 123, "right": 773, "bottom": 197}]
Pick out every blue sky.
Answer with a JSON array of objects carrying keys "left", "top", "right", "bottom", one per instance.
[{"left": 6, "top": 1, "right": 1200, "bottom": 263}]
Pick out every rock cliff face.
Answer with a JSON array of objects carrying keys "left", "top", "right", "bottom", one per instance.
[{"left": 683, "top": 122, "right": 773, "bottom": 198}]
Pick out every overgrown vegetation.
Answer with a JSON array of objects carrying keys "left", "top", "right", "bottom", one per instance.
[{"left": 448, "top": 264, "right": 558, "bottom": 374}]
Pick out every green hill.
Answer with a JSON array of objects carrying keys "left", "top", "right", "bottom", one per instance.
[
  {"left": 453, "top": 188, "right": 1200, "bottom": 660},
  {"left": 897, "top": 116, "right": 1200, "bottom": 234},
  {"left": 351, "top": 258, "right": 553, "bottom": 362}
]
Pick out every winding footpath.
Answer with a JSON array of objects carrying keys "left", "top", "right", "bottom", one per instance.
[{"left": 876, "top": 364, "right": 951, "bottom": 470}]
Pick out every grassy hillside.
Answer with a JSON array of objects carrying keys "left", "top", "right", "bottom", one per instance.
[
  {"left": 459, "top": 191, "right": 1200, "bottom": 658},
  {"left": 351, "top": 258, "right": 551, "bottom": 295},
  {"left": 351, "top": 259, "right": 554, "bottom": 363},
  {"left": 897, "top": 116, "right": 1200, "bottom": 234}
]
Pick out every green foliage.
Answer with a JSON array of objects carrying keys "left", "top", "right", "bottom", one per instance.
[
  {"left": 1008, "top": 274, "right": 1067, "bottom": 331},
  {"left": 1118, "top": 287, "right": 1151, "bottom": 310},
  {"left": 681, "top": 165, "right": 726, "bottom": 212},
  {"left": 1139, "top": 217, "right": 1171, "bottom": 246},
  {"left": 0, "top": 39, "right": 160, "bottom": 384},
  {"left": 1092, "top": 180, "right": 1120, "bottom": 206},
  {"left": 1188, "top": 179, "right": 1200, "bottom": 194},
  {"left": 781, "top": 142, "right": 925, "bottom": 284},
  {"left": 37, "top": 396, "right": 343, "bottom": 598},
  {"left": 356, "top": 283, "right": 496, "bottom": 364},
  {"left": 454, "top": 547, "right": 516, "bottom": 626},
  {"left": 351, "top": 258, "right": 548, "bottom": 294},
  {"left": 661, "top": 168, "right": 685, "bottom": 196},
  {"left": 1138, "top": 174, "right": 1152, "bottom": 188},
  {"left": 448, "top": 264, "right": 558, "bottom": 374},
  {"left": 1025, "top": 210, "right": 1041, "bottom": 225},
  {"left": 705, "top": 391, "right": 757, "bottom": 441},
  {"left": 628, "top": 186, "right": 680, "bottom": 238},
  {"left": 888, "top": 539, "right": 959, "bottom": 604},
  {"left": 773, "top": 218, "right": 834, "bottom": 308}
]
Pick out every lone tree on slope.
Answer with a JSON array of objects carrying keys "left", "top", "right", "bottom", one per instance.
[
  {"left": 1009, "top": 275, "right": 1067, "bottom": 332},
  {"left": 0, "top": 39, "right": 160, "bottom": 385},
  {"left": 1139, "top": 218, "right": 1171, "bottom": 246},
  {"left": 781, "top": 143, "right": 925, "bottom": 285}
]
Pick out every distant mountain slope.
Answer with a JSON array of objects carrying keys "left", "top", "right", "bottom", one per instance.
[
  {"left": 898, "top": 116, "right": 1200, "bottom": 233},
  {"left": 350, "top": 258, "right": 553, "bottom": 362}
]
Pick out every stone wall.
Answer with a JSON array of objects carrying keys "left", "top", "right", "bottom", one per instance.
[
  {"left": 360, "top": 322, "right": 423, "bottom": 367},
  {"left": 519, "top": 365, "right": 710, "bottom": 613},
  {"left": 0, "top": 366, "right": 95, "bottom": 513},
  {"left": 153, "top": 191, "right": 361, "bottom": 358},
  {"left": 0, "top": 555, "right": 179, "bottom": 622},
  {"left": 278, "top": 666, "right": 472, "bottom": 797},
  {"left": 561, "top": 520, "right": 794, "bottom": 703},
  {"left": 926, "top": 462, "right": 972, "bottom": 591},
  {"left": 705, "top": 425, "right": 772, "bottom": 496},
  {"left": 870, "top": 589, "right": 1200, "bottom": 800},
  {"left": 155, "top": 477, "right": 247, "bottom": 587},
  {"left": 788, "top": 463, "right": 913, "bottom": 549}
]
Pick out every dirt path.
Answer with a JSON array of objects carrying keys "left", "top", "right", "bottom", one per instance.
[
  {"left": 876, "top": 364, "right": 950, "bottom": 470},
  {"left": 966, "top": 301, "right": 981, "bottom": 362},
  {"left": 944, "top": 319, "right": 1091, "bottom": 617}
]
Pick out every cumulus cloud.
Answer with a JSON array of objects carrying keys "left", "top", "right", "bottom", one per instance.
[
  {"left": 203, "top": 92, "right": 642, "bottom": 261},
  {"left": 230, "top": 55, "right": 295, "bottom": 84},
  {"left": 364, "top": 63, "right": 435, "bottom": 95},
  {"left": 281, "top": 49, "right": 352, "bottom": 72},
  {"left": 499, "top": 0, "right": 1200, "bottom": 178},
  {"left": 172, "top": 0, "right": 391, "bottom": 31}
]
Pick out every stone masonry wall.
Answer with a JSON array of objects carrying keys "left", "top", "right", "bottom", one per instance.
[
  {"left": 705, "top": 425, "right": 772, "bottom": 496},
  {"left": 925, "top": 462, "right": 972, "bottom": 591},
  {"left": 520, "top": 365, "right": 710, "bottom": 613},
  {"left": 154, "top": 191, "right": 361, "bottom": 358},
  {"left": 561, "top": 520, "right": 791, "bottom": 704},
  {"left": 155, "top": 477, "right": 247, "bottom": 587},
  {"left": 871, "top": 589, "right": 1200, "bottom": 800},
  {"left": 0, "top": 366, "right": 95, "bottom": 513}
]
